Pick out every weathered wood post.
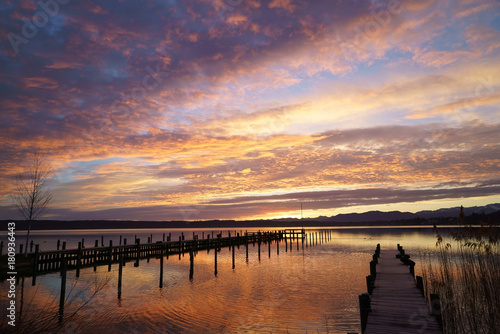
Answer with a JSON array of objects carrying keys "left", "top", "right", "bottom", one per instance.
[
  {"left": 232, "top": 242, "right": 235, "bottom": 269},
  {"left": 95, "top": 240, "right": 99, "bottom": 247},
  {"left": 101, "top": 236, "right": 104, "bottom": 247},
  {"left": 277, "top": 239, "right": 280, "bottom": 255},
  {"left": 245, "top": 235, "right": 249, "bottom": 263},
  {"left": 178, "top": 236, "right": 182, "bottom": 260},
  {"left": 135, "top": 238, "right": 140, "bottom": 267},
  {"left": 268, "top": 239, "right": 271, "bottom": 258},
  {"left": 370, "top": 260, "right": 376, "bottom": 278},
  {"left": 359, "top": 293, "right": 371, "bottom": 334},
  {"left": 57, "top": 239, "right": 60, "bottom": 250},
  {"left": 81, "top": 238, "right": 85, "bottom": 248},
  {"left": 214, "top": 241, "right": 218, "bottom": 276},
  {"left": 118, "top": 255, "right": 123, "bottom": 299},
  {"left": 366, "top": 275, "right": 375, "bottom": 294},
  {"left": 76, "top": 241, "right": 82, "bottom": 278},
  {"left": 93, "top": 246, "right": 97, "bottom": 272},
  {"left": 32, "top": 244, "right": 39, "bottom": 286},
  {"left": 285, "top": 235, "right": 288, "bottom": 252},
  {"left": 189, "top": 248, "right": 194, "bottom": 281},
  {"left": 108, "top": 240, "right": 113, "bottom": 271},
  {"left": 62, "top": 242, "right": 66, "bottom": 250},
  {"left": 416, "top": 276, "right": 424, "bottom": 296},
  {"left": 430, "top": 293, "right": 443, "bottom": 330},
  {"left": 408, "top": 260, "right": 415, "bottom": 278},
  {"left": 59, "top": 256, "right": 67, "bottom": 319},
  {"left": 159, "top": 248, "right": 164, "bottom": 288},
  {"left": 120, "top": 235, "right": 122, "bottom": 245},
  {"left": 258, "top": 237, "right": 261, "bottom": 261}
]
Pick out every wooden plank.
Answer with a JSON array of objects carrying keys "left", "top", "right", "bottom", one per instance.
[{"left": 365, "top": 248, "right": 442, "bottom": 334}]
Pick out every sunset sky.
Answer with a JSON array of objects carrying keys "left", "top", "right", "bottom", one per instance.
[{"left": 1, "top": 0, "right": 499, "bottom": 221}]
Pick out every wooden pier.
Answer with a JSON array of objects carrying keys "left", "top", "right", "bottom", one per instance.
[
  {"left": 359, "top": 245, "right": 442, "bottom": 334},
  {"left": 12, "top": 229, "right": 306, "bottom": 276}
]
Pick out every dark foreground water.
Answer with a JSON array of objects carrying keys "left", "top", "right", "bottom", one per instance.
[{"left": 0, "top": 226, "right": 446, "bottom": 333}]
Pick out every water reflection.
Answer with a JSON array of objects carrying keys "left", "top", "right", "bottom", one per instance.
[{"left": 1, "top": 227, "right": 449, "bottom": 333}]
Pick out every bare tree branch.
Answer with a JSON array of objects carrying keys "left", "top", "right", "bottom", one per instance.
[{"left": 11, "top": 150, "right": 53, "bottom": 256}]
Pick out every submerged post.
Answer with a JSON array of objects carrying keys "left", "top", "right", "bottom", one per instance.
[
  {"left": 359, "top": 293, "right": 371, "bottom": 334},
  {"left": 135, "top": 238, "right": 140, "bottom": 267},
  {"left": 189, "top": 248, "right": 194, "bottom": 281},
  {"left": 430, "top": 293, "right": 443, "bottom": 330},
  {"left": 159, "top": 249, "right": 164, "bottom": 288},
  {"left": 32, "top": 244, "right": 39, "bottom": 286},
  {"left": 232, "top": 243, "right": 235, "bottom": 269},
  {"left": 59, "top": 256, "right": 67, "bottom": 322},
  {"left": 118, "top": 255, "right": 123, "bottom": 299},
  {"left": 76, "top": 241, "right": 82, "bottom": 278},
  {"left": 214, "top": 244, "right": 218, "bottom": 276}
]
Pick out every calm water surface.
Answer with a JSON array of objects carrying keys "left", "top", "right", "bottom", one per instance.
[{"left": 1, "top": 226, "right": 448, "bottom": 333}]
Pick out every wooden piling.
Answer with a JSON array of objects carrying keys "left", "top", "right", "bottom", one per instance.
[
  {"left": 108, "top": 240, "right": 113, "bottom": 271},
  {"left": 135, "top": 238, "right": 140, "bottom": 267},
  {"left": 258, "top": 238, "right": 261, "bottom": 261},
  {"left": 118, "top": 255, "right": 123, "bottom": 299},
  {"left": 32, "top": 244, "right": 39, "bottom": 286},
  {"left": 416, "top": 275, "right": 424, "bottom": 296},
  {"left": 159, "top": 249, "right": 164, "bottom": 288},
  {"left": 59, "top": 256, "right": 67, "bottom": 318},
  {"left": 189, "top": 249, "right": 194, "bottom": 280},
  {"left": 359, "top": 293, "right": 371, "bottom": 334},
  {"left": 430, "top": 294, "right": 443, "bottom": 330},
  {"left": 232, "top": 242, "right": 235, "bottom": 269},
  {"left": 214, "top": 243, "right": 218, "bottom": 276},
  {"left": 76, "top": 242, "right": 82, "bottom": 277}
]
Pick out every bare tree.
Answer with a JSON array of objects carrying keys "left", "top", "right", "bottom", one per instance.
[{"left": 12, "top": 150, "right": 52, "bottom": 256}]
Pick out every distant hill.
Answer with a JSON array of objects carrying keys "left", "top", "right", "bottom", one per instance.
[
  {"left": 2, "top": 203, "right": 499, "bottom": 230},
  {"left": 327, "top": 203, "right": 500, "bottom": 223}
]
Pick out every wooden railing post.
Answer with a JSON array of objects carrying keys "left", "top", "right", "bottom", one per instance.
[
  {"left": 430, "top": 293, "right": 443, "bottom": 330},
  {"left": 359, "top": 293, "right": 371, "bottom": 334}
]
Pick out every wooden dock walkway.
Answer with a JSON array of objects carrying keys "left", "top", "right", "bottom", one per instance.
[
  {"left": 361, "top": 245, "right": 442, "bottom": 334},
  {"left": 2, "top": 229, "right": 307, "bottom": 277}
]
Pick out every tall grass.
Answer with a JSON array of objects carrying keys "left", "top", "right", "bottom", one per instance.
[{"left": 422, "top": 217, "right": 500, "bottom": 334}]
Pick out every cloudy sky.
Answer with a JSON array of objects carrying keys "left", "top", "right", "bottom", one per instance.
[{"left": 1, "top": 0, "right": 499, "bottom": 221}]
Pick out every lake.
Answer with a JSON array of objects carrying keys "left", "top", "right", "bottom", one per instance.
[{"left": 0, "top": 226, "right": 449, "bottom": 333}]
